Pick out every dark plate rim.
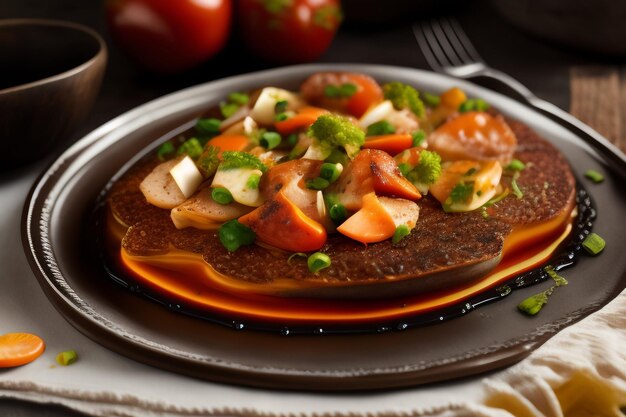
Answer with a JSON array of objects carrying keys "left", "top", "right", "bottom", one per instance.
[{"left": 21, "top": 63, "right": 626, "bottom": 391}]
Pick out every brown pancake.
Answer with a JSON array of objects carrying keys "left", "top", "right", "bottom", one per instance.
[{"left": 108, "top": 117, "right": 576, "bottom": 295}]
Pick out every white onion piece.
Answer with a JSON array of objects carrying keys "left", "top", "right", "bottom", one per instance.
[
  {"left": 169, "top": 156, "right": 203, "bottom": 199},
  {"left": 378, "top": 197, "right": 420, "bottom": 228},
  {"left": 250, "top": 87, "right": 303, "bottom": 125},
  {"left": 358, "top": 100, "right": 395, "bottom": 130},
  {"left": 212, "top": 168, "right": 264, "bottom": 207}
]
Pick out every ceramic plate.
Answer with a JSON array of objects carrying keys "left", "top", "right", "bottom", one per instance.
[{"left": 23, "top": 64, "right": 626, "bottom": 390}]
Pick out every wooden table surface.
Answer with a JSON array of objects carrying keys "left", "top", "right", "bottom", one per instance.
[{"left": 1, "top": 0, "right": 624, "bottom": 415}]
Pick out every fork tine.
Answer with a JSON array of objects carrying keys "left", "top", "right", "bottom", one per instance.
[
  {"left": 446, "top": 17, "right": 483, "bottom": 63},
  {"left": 429, "top": 18, "right": 464, "bottom": 66},
  {"left": 412, "top": 21, "right": 450, "bottom": 72},
  {"left": 438, "top": 17, "right": 473, "bottom": 64}
]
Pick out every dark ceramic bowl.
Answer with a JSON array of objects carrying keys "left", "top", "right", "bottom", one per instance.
[{"left": 0, "top": 19, "right": 107, "bottom": 168}]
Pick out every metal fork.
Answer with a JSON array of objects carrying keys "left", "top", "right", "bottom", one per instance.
[{"left": 414, "top": 17, "right": 626, "bottom": 172}]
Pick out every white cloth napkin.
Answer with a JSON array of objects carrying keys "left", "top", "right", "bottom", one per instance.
[{"left": 1, "top": 168, "right": 624, "bottom": 417}]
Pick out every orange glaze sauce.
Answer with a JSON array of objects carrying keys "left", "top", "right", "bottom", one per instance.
[{"left": 111, "top": 202, "right": 575, "bottom": 326}]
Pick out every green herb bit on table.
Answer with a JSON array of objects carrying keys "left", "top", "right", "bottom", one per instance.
[
  {"left": 582, "top": 233, "right": 606, "bottom": 255},
  {"left": 518, "top": 288, "right": 553, "bottom": 316},
  {"left": 56, "top": 350, "right": 78, "bottom": 366},
  {"left": 584, "top": 169, "right": 604, "bottom": 183}
]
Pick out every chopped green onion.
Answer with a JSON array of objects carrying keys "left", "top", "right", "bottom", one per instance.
[
  {"left": 287, "top": 133, "right": 298, "bottom": 147},
  {"left": 287, "top": 252, "right": 307, "bottom": 264},
  {"left": 412, "top": 130, "right": 426, "bottom": 147},
  {"left": 324, "top": 83, "right": 357, "bottom": 98},
  {"left": 228, "top": 92, "right": 249, "bottom": 106},
  {"left": 306, "top": 177, "right": 330, "bottom": 190},
  {"left": 177, "top": 138, "right": 203, "bottom": 159},
  {"left": 475, "top": 99, "right": 489, "bottom": 111},
  {"left": 325, "top": 194, "right": 347, "bottom": 225},
  {"left": 195, "top": 118, "right": 221, "bottom": 137},
  {"left": 307, "top": 252, "right": 331, "bottom": 273},
  {"left": 584, "top": 169, "right": 604, "bottom": 183},
  {"left": 275, "top": 112, "right": 289, "bottom": 122},
  {"left": 366, "top": 120, "right": 396, "bottom": 136},
  {"left": 582, "top": 233, "right": 605, "bottom": 255},
  {"left": 320, "top": 162, "right": 343, "bottom": 183},
  {"left": 422, "top": 92, "right": 441, "bottom": 107},
  {"left": 506, "top": 159, "right": 526, "bottom": 172},
  {"left": 260, "top": 131, "right": 282, "bottom": 149},
  {"left": 517, "top": 289, "right": 552, "bottom": 316},
  {"left": 511, "top": 175, "right": 523, "bottom": 199},
  {"left": 220, "top": 102, "right": 240, "bottom": 118},
  {"left": 329, "top": 203, "right": 347, "bottom": 224},
  {"left": 218, "top": 220, "right": 255, "bottom": 252},
  {"left": 392, "top": 224, "right": 411, "bottom": 244},
  {"left": 157, "top": 141, "right": 175, "bottom": 161},
  {"left": 212, "top": 187, "right": 233, "bottom": 205},
  {"left": 274, "top": 99, "right": 288, "bottom": 114},
  {"left": 246, "top": 173, "right": 261, "bottom": 189},
  {"left": 56, "top": 350, "right": 78, "bottom": 366}
]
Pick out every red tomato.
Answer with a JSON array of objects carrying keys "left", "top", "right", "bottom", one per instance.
[
  {"left": 105, "top": 0, "right": 232, "bottom": 73},
  {"left": 237, "top": 0, "right": 342, "bottom": 64}
]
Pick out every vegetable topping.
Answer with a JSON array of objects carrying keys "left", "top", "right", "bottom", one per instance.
[{"left": 136, "top": 74, "right": 539, "bottom": 265}]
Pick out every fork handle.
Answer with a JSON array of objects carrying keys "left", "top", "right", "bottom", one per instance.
[{"left": 476, "top": 69, "right": 626, "bottom": 176}]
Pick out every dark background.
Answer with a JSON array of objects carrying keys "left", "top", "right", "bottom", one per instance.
[{"left": 1, "top": 0, "right": 623, "bottom": 415}]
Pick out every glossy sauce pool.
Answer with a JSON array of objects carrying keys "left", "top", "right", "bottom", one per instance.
[{"left": 97, "top": 186, "right": 595, "bottom": 335}]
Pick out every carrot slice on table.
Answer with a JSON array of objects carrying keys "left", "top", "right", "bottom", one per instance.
[
  {"left": 0, "top": 333, "right": 45, "bottom": 368},
  {"left": 362, "top": 134, "right": 414, "bottom": 155}
]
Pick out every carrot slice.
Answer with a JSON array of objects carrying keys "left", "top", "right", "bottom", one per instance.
[
  {"left": 337, "top": 193, "right": 396, "bottom": 244},
  {"left": 362, "top": 134, "right": 414, "bottom": 155},
  {"left": 239, "top": 191, "right": 327, "bottom": 252},
  {"left": 206, "top": 134, "right": 251, "bottom": 156},
  {"left": 440, "top": 87, "right": 467, "bottom": 109},
  {"left": 0, "top": 333, "right": 45, "bottom": 368},
  {"left": 369, "top": 150, "right": 422, "bottom": 200},
  {"left": 275, "top": 107, "right": 329, "bottom": 135}
]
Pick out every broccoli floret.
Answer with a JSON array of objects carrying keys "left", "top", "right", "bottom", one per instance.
[
  {"left": 413, "top": 150, "right": 441, "bottom": 184},
  {"left": 405, "top": 150, "right": 442, "bottom": 194},
  {"left": 306, "top": 114, "right": 365, "bottom": 159},
  {"left": 218, "top": 151, "right": 267, "bottom": 173},
  {"left": 383, "top": 82, "right": 425, "bottom": 118}
]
